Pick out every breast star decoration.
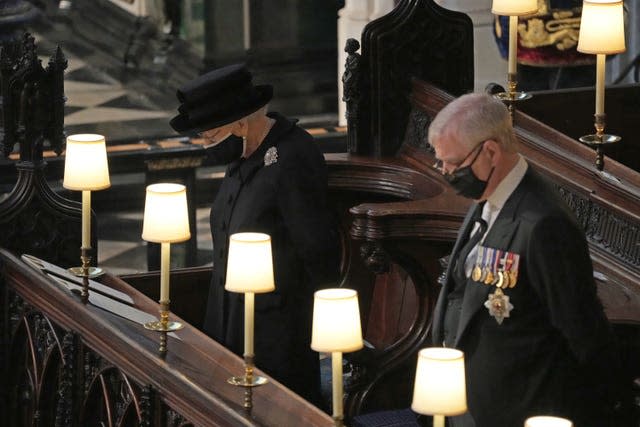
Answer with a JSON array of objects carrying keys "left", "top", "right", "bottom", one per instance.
[
  {"left": 484, "top": 288, "right": 513, "bottom": 325},
  {"left": 264, "top": 147, "right": 278, "bottom": 166}
]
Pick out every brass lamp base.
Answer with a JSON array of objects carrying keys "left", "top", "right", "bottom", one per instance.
[
  {"left": 227, "top": 375, "right": 268, "bottom": 387},
  {"left": 493, "top": 72, "right": 532, "bottom": 118},
  {"left": 144, "top": 301, "right": 184, "bottom": 355},
  {"left": 143, "top": 320, "right": 184, "bottom": 332},
  {"left": 493, "top": 91, "right": 532, "bottom": 103},
  {"left": 579, "top": 133, "right": 621, "bottom": 145},
  {"left": 228, "top": 355, "right": 268, "bottom": 416},
  {"left": 579, "top": 133, "right": 621, "bottom": 171},
  {"left": 68, "top": 266, "right": 104, "bottom": 278}
]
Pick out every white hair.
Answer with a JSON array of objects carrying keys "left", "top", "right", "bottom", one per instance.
[{"left": 428, "top": 93, "right": 517, "bottom": 152}]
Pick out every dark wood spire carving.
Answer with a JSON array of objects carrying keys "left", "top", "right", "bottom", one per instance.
[{"left": 0, "top": 33, "right": 95, "bottom": 268}]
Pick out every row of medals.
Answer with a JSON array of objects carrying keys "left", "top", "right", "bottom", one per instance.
[{"left": 471, "top": 246, "right": 519, "bottom": 289}]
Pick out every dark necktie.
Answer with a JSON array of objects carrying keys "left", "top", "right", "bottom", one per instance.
[{"left": 454, "top": 204, "right": 488, "bottom": 282}]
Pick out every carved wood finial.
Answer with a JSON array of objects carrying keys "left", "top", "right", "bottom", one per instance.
[
  {"left": 343, "top": 38, "right": 361, "bottom": 154},
  {"left": 1, "top": 32, "right": 67, "bottom": 160}
]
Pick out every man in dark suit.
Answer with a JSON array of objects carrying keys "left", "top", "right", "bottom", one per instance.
[
  {"left": 170, "top": 64, "right": 339, "bottom": 405},
  {"left": 428, "top": 93, "right": 620, "bottom": 427}
]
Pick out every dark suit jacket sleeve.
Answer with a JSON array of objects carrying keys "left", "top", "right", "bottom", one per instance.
[{"left": 525, "top": 214, "right": 620, "bottom": 405}]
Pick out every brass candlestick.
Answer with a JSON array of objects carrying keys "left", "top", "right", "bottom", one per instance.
[
  {"left": 228, "top": 354, "right": 268, "bottom": 416},
  {"left": 579, "top": 113, "right": 621, "bottom": 171},
  {"left": 69, "top": 246, "right": 104, "bottom": 279},
  {"left": 493, "top": 73, "right": 531, "bottom": 119},
  {"left": 144, "top": 300, "right": 184, "bottom": 356}
]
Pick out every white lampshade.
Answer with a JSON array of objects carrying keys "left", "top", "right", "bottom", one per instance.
[
  {"left": 225, "top": 232, "right": 275, "bottom": 293},
  {"left": 492, "top": 0, "right": 538, "bottom": 16},
  {"left": 63, "top": 134, "right": 111, "bottom": 191},
  {"left": 311, "top": 288, "right": 363, "bottom": 353},
  {"left": 577, "top": 0, "right": 626, "bottom": 54},
  {"left": 525, "top": 416, "right": 573, "bottom": 427},
  {"left": 141, "top": 183, "right": 191, "bottom": 243},
  {"left": 411, "top": 348, "right": 467, "bottom": 416}
]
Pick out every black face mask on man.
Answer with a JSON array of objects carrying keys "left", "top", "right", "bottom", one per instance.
[{"left": 443, "top": 142, "right": 495, "bottom": 200}]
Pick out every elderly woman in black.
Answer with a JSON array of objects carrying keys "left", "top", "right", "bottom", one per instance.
[{"left": 170, "top": 63, "right": 339, "bottom": 405}]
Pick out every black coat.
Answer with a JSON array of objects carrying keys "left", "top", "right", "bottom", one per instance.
[
  {"left": 202, "top": 112, "right": 339, "bottom": 403},
  {"left": 432, "top": 167, "right": 619, "bottom": 427}
]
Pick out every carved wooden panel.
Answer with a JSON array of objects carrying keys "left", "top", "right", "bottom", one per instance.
[
  {"left": 2, "top": 290, "right": 177, "bottom": 427},
  {"left": 356, "top": 0, "right": 473, "bottom": 157}
]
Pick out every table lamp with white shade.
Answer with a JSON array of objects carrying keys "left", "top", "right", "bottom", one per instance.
[
  {"left": 141, "top": 183, "right": 190, "bottom": 354},
  {"left": 311, "top": 288, "right": 363, "bottom": 427},
  {"left": 224, "top": 232, "right": 275, "bottom": 415},
  {"left": 525, "top": 416, "right": 574, "bottom": 427},
  {"left": 577, "top": 0, "right": 626, "bottom": 171},
  {"left": 491, "top": 0, "right": 538, "bottom": 112},
  {"left": 63, "top": 134, "right": 111, "bottom": 298},
  {"left": 411, "top": 347, "right": 467, "bottom": 427}
]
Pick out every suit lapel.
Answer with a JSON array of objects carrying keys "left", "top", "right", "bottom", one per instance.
[
  {"left": 453, "top": 176, "right": 530, "bottom": 346},
  {"left": 432, "top": 202, "right": 482, "bottom": 345}
]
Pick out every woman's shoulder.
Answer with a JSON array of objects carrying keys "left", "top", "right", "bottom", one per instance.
[{"left": 270, "top": 114, "right": 323, "bottom": 163}]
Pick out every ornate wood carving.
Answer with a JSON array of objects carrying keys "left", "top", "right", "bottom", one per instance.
[
  {"left": 54, "top": 331, "right": 75, "bottom": 427},
  {"left": 557, "top": 186, "right": 640, "bottom": 269},
  {"left": 343, "top": 38, "right": 361, "bottom": 154},
  {"left": 403, "top": 104, "right": 432, "bottom": 152},
  {"left": 1, "top": 249, "right": 331, "bottom": 426},
  {"left": 0, "top": 33, "right": 93, "bottom": 268},
  {"left": 1, "top": 288, "right": 193, "bottom": 427},
  {"left": 354, "top": 0, "right": 473, "bottom": 157}
]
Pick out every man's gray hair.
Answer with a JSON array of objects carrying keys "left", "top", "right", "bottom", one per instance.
[{"left": 428, "top": 93, "right": 517, "bottom": 152}]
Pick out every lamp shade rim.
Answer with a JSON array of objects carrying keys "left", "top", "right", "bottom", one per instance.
[
  {"left": 491, "top": 7, "right": 538, "bottom": 16},
  {"left": 409, "top": 405, "right": 468, "bottom": 417},
  {"left": 141, "top": 232, "right": 192, "bottom": 244},
  {"left": 230, "top": 232, "right": 271, "bottom": 243},
  {"left": 314, "top": 288, "right": 358, "bottom": 301},
  {"left": 146, "top": 182, "right": 186, "bottom": 194},
  {"left": 62, "top": 183, "right": 111, "bottom": 191},
  {"left": 225, "top": 284, "right": 276, "bottom": 294},
  {"left": 66, "top": 133, "right": 106, "bottom": 142},
  {"left": 582, "top": 0, "right": 622, "bottom": 4},
  {"left": 311, "top": 341, "right": 364, "bottom": 353},
  {"left": 576, "top": 47, "right": 626, "bottom": 55}
]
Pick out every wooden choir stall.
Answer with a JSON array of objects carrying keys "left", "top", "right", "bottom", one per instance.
[{"left": 1, "top": 1, "right": 640, "bottom": 426}]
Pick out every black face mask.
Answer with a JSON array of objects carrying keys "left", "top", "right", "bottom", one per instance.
[
  {"left": 203, "top": 135, "right": 243, "bottom": 166},
  {"left": 444, "top": 165, "right": 494, "bottom": 199},
  {"left": 442, "top": 142, "right": 494, "bottom": 199}
]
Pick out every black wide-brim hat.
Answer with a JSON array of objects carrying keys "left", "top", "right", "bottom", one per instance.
[{"left": 170, "top": 63, "right": 273, "bottom": 134}]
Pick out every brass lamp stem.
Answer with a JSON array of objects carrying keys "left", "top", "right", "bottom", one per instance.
[
  {"left": 80, "top": 247, "right": 91, "bottom": 303},
  {"left": 227, "top": 353, "right": 268, "bottom": 417},
  {"left": 144, "top": 299, "right": 184, "bottom": 356}
]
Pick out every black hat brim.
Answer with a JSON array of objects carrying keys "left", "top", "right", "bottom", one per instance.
[{"left": 170, "top": 85, "right": 273, "bottom": 134}]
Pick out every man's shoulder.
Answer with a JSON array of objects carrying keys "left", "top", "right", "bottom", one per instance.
[{"left": 515, "top": 169, "right": 578, "bottom": 224}]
